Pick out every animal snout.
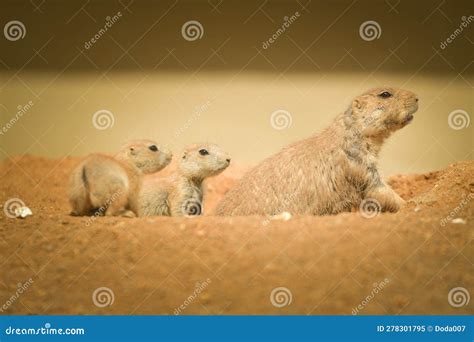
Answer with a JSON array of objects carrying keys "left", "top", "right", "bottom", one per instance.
[{"left": 226, "top": 158, "right": 231, "bottom": 164}]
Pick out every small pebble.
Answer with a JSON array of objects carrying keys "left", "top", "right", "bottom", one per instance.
[
  {"left": 414, "top": 207, "right": 421, "bottom": 212},
  {"left": 451, "top": 218, "right": 466, "bottom": 225},
  {"left": 271, "top": 211, "right": 292, "bottom": 221},
  {"left": 15, "top": 206, "right": 32, "bottom": 219}
]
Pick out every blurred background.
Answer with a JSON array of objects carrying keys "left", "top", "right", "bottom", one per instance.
[{"left": 0, "top": 0, "right": 472, "bottom": 176}]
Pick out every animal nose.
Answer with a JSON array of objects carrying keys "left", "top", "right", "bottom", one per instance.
[
  {"left": 226, "top": 158, "right": 231, "bottom": 163},
  {"left": 415, "top": 98, "right": 419, "bottom": 102}
]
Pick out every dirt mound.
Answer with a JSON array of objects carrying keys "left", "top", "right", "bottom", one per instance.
[{"left": 0, "top": 156, "right": 472, "bottom": 315}]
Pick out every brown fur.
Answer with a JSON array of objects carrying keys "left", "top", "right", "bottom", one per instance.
[
  {"left": 138, "top": 143, "right": 230, "bottom": 217},
  {"left": 215, "top": 87, "right": 419, "bottom": 216},
  {"left": 68, "top": 139, "right": 172, "bottom": 217}
]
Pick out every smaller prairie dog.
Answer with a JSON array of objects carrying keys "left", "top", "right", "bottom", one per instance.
[
  {"left": 138, "top": 143, "right": 231, "bottom": 217},
  {"left": 69, "top": 139, "right": 172, "bottom": 217}
]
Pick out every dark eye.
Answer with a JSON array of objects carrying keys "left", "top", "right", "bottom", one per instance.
[
  {"left": 378, "top": 91, "right": 392, "bottom": 98},
  {"left": 199, "top": 149, "right": 209, "bottom": 156},
  {"left": 149, "top": 145, "right": 158, "bottom": 152}
]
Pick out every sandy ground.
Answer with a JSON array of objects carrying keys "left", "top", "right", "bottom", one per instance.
[{"left": 0, "top": 156, "right": 472, "bottom": 315}]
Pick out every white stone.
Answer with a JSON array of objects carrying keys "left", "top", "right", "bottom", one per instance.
[
  {"left": 15, "top": 206, "right": 32, "bottom": 219},
  {"left": 271, "top": 211, "right": 292, "bottom": 221}
]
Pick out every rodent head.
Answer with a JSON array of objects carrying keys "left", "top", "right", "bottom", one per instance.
[
  {"left": 179, "top": 143, "right": 231, "bottom": 180},
  {"left": 351, "top": 87, "right": 419, "bottom": 138},
  {"left": 119, "top": 139, "right": 172, "bottom": 174}
]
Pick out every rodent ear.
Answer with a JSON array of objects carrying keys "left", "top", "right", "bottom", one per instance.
[
  {"left": 353, "top": 99, "right": 362, "bottom": 110},
  {"left": 353, "top": 96, "right": 367, "bottom": 112}
]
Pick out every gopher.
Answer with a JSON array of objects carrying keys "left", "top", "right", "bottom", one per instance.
[
  {"left": 215, "top": 87, "right": 419, "bottom": 216},
  {"left": 138, "top": 143, "right": 230, "bottom": 217},
  {"left": 69, "top": 139, "right": 172, "bottom": 217}
]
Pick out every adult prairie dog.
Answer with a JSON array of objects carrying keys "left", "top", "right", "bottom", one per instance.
[
  {"left": 215, "top": 87, "right": 419, "bottom": 216},
  {"left": 138, "top": 143, "right": 230, "bottom": 217},
  {"left": 69, "top": 139, "right": 172, "bottom": 217}
]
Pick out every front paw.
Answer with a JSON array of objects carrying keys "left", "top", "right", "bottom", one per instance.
[
  {"left": 366, "top": 188, "right": 405, "bottom": 213},
  {"left": 121, "top": 210, "right": 136, "bottom": 218}
]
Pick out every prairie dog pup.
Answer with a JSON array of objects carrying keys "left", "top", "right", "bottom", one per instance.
[
  {"left": 69, "top": 139, "right": 172, "bottom": 217},
  {"left": 138, "top": 143, "right": 230, "bottom": 217},
  {"left": 216, "top": 87, "right": 419, "bottom": 216}
]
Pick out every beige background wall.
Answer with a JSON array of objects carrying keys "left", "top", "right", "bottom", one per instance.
[{"left": 0, "top": 0, "right": 472, "bottom": 176}]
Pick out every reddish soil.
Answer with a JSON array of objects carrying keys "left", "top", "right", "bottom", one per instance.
[{"left": 0, "top": 156, "right": 472, "bottom": 315}]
